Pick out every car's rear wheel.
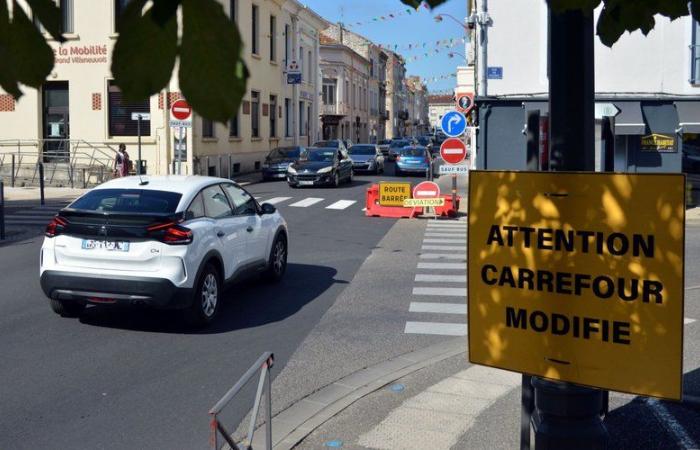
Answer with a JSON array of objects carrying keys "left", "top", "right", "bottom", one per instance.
[
  {"left": 263, "top": 235, "right": 287, "bottom": 283},
  {"left": 185, "top": 264, "right": 221, "bottom": 327},
  {"left": 49, "top": 298, "right": 85, "bottom": 317}
]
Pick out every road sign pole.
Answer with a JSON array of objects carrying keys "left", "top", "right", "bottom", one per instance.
[
  {"left": 529, "top": 4, "right": 607, "bottom": 449},
  {"left": 137, "top": 115, "right": 142, "bottom": 175},
  {"left": 177, "top": 126, "right": 183, "bottom": 175},
  {"left": 451, "top": 174, "right": 457, "bottom": 213}
]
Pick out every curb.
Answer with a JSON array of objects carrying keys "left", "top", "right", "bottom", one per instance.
[{"left": 251, "top": 338, "right": 465, "bottom": 450}]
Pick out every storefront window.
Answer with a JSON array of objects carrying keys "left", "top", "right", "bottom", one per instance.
[
  {"left": 108, "top": 81, "right": 150, "bottom": 137},
  {"left": 251, "top": 91, "right": 260, "bottom": 138},
  {"left": 269, "top": 95, "right": 277, "bottom": 138},
  {"left": 114, "top": 0, "right": 132, "bottom": 32}
]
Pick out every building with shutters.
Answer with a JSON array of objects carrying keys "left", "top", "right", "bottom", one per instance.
[{"left": 0, "top": 0, "right": 327, "bottom": 184}]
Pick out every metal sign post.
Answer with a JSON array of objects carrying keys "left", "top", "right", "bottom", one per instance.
[
  {"left": 177, "top": 127, "right": 184, "bottom": 175},
  {"left": 169, "top": 100, "right": 193, "bottom": 175},
  {"left": 0, "top": 177, "right": 5, "bottom": 241},
  {"left": 131, "top": 112, "right": 151, "bottom": 175}
]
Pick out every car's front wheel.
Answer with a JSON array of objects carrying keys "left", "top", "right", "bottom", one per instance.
[
  {"left": 263, "top": 235, "right": 287, "bottom": 282},
  {"left": 185, "top": 264, "right": 221, "bottom": 327},
  {"left": 49, "top": 298, "right": 85, "bottom": 317}
]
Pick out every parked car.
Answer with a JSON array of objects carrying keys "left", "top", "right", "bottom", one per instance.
[
  {"left": 388, "top": 139, "right": 410, "bottom": 161},
  {"left": 348, "top": 144, "right": 385, "bottom": 174},
  {"left": 313, "top": 140, "right": 348, "bottom": 152},
  {"left": 40, "top": 176, "right": 289, "bottom": 327},
  {"left": 394, "top": 145, "right": 432, "bottom": 177},
  {"left": 287, "top": 147, "right": 353, "bottom": 187},
  {"left": 377, "top": 139, "right": 392, "bottom": 157},
  {"left": 261, "top": 146, "right": 303, "bottom": 181}
]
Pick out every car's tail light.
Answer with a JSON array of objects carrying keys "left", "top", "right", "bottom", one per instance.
[
  {"left": 45, "top": 215, "right": 68, "bottom": 238},
  {"left": 147, "top": 221, "right": 193, "bottom": 245},
  {"left": 395, "top": 155, "right": 401, "bottom": 161}
]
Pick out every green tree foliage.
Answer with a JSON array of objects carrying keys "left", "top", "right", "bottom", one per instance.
[{"left": 0, "top": 0, "right": 698, "bottom": 120}]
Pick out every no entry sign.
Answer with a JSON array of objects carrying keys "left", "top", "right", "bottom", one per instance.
[
  {"left": 440, "top": 138, "right": 467, "bottom": 165},
  {"left": 413, "top": 181, "right": 440, "bottom": 199},
  {"left": 171, "top": 100, "right": 192, "bottom": 120}
]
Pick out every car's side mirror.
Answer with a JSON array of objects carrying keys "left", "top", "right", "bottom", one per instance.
[{"left": 260, "top": 203, "right": 276, "bottom": 215}]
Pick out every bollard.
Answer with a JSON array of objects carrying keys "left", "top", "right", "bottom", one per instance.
[
  {"left": 82, "top": 168, "right": 87, "bottom": 189},
  {"left": 0, "top": 177, "right": 5, "bottom": 240},
  {"left": 11, "top": 154, "right": 15, "bottom": 187},
  {"left": 38, "top": 163, "right": 45, "bottom": 206}
]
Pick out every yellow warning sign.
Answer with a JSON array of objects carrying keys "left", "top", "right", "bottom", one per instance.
[
  {"left": 379, "top": 182, "right": 412, "bottom": 206},
  {"left": 467, "top": 171, "right": 685, "bottom": 400},
  {"left": 403, "top": 198, "right": 446, "bottom": 207}
]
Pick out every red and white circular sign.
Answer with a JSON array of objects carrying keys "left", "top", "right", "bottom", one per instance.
[
  {"left": 171, "top": 99, "right": 192, "bottom": 120},
  {"left": 440, "top": 138, "right": 467, "bottom": 165},
  {"left": 413, "top": 181, "right": 441, "bottom": 199}
]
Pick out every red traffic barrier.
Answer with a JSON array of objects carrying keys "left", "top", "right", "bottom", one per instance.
[
  {"left": 365, "top": 184, "right": 423, "bottom": 218},
  {"left": 433, "top": 194, "right": 461, "bottom": 217}
]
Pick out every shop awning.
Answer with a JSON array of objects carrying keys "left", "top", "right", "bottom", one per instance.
[
  {"left": 675, "top": 101, "right": 700, "bottom": 133},
  {"left": 614, "top": 102, "right": 646, "bottom": 135}
]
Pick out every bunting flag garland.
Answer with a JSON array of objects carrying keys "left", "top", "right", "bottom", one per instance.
[
  {"left": 423, "top": 73, "right": 458, "bottom": 84},
  {"left": 377, "top": 37, "right": 465, "bottom": 54},
  {"left": 345, "top": 2, "right": 430, "bottom": 28}
]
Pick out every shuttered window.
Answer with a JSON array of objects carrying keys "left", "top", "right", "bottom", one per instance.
[{"left": 108, "top": 81, "right": 150, "bottom": 136}]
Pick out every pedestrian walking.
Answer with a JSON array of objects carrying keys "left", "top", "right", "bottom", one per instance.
[{"left": 114, "top": 144, "right": 131, "bottom": 177}]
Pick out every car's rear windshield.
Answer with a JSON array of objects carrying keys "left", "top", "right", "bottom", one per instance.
[
  {"left": 391, "top": 140, "right": 409, "bottom": 147},
  {"left": 378, "top": 140, "right": 391, "bottom": 145},
  {"left": 399, "top": 147, "right": 425, "bottom": 157},
  {"left": 349, "top": 145, "right": 376, "bottom": 155},
  {"left": 269, "top": 147, "right": 300, "bottom": 158},
  {"left": 69, "top": 189, "right": 182, "bottom": 214}
]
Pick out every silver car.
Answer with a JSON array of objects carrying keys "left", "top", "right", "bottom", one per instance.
[{"left": 348, "top": 144, "right": 385, "bottom": 174}]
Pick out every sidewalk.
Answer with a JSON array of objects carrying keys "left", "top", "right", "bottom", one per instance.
[{"left": 3, "top": 186, "right": 88, "bottom": 203}]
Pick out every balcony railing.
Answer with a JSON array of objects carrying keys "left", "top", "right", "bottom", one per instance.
[{"left": 321, "top": 104, "right": 347, "bottom": 116}]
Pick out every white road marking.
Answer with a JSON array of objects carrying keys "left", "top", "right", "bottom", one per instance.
[
  {"left": 420, "top": 253, "right": 466, "bottom": 260},
  {"left": 421, "top": 245, "right": 466, "bottom": 251},
  {"left": 417, "top": 262, "right": 466, "bottom": 270},
  {"left": 404, "top": 322, "right": 467, "bottom": 336},
  {"left": 685, "top": 318, "right": 697, "bottom": 325},
  {"left": 326, "top": 200, "right": 357, "bottom": 210},
  {"left": 289, "top": 197, "right": 324, "bottom": 208},
  {"left": 263, "top": 197, "right": 292, "bottom": 205},
  {"left": 427, "top": 222, "right": 465, "bottom": 227},
  {"left": 424, "top": 233, "right": 465, "bottom": 238},
  {"left": 415, "top": 274, "right": 467, "bottom": 283},
  {"left": 413, "top": 287, "right": 465, "bottom": 297},
  {"left": 410, "top": 302, "right": 466, "bottom": 314},
  {"left": 645, "top": 398, "right": 699, "bottom": 450},
  {"left": 423, "top": 239, "right": 467, "bottom": 244}
]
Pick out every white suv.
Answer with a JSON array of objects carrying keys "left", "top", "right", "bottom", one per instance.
[{"left": 40, "top": 176, "right": 288, "bottom": 326}]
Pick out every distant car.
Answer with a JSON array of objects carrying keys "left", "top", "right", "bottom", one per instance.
[
  {"left": 343, "top": 140, "right": 354, "bottom": 150},
  {"left": 377, "top": 139, "right": 391, "bottom": 157},
  {"left": 348, "top": 144, "right": 385, "bottom": 174},
  {"left": 417, "top": 136, "right": 434, "bottom": 153},
  {"left": 313, "top": 140, "right": 348, "bottom": 152},
  {"left": 40, "top": 176, "right": 289, "bottom": 327},
  {"left": 262, "top": 146, "right": 303, "bottom": 181},
  {"left": 389, "top": 139, "right": 410, "bottom": 161},
  {"left": 287, "top": 147, "right": 353, "bottom": 187},
  {"left": 395, "top": 145, "right": 432, "bottom": 177}
]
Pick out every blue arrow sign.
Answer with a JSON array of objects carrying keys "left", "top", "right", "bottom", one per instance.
[{"left": 440, "top": 111, "right": 467, "bottom": 138}]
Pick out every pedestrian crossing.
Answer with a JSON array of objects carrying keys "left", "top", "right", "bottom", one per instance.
[
  {"left": 2, "top": 202, "right": 71, "bottom": 227},
  {"left": 255, "top": 195, "right": 359, "bottom": 211},
  {"left": 405, "top": 219, "right": 468, "bottom": 337}
]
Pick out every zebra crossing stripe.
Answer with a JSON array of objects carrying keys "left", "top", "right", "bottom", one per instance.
[
  {"left": 421, "top": 245, "right": 466, "bottom": 251},
  {"left": 263, "top": 197, "right": 292, "bottom": 205},
  {"left": 415, "top": 274, "right": 467, "bottom": 283},
  {"left": 290, "top": 197, "right": 324, "bottom": 208},
  {"left": 420, "top": 253, "right": 466, "bottom": 260},
  {"left": 424, "top": 233, "right": 465, "bottom": 238},
  {"left": 326, "top": 200, "right": 357, "bottom": 210},
  {"left": 426, "top": 223, "right": 465, "bottom": 228},
  {"left": 417, "top": 262, "right": 466, "bottom": 270},
  {"left": 413, "top": 287, "right": 465, "bottom": 297},
  {"left": 404, "top": 321, "right": 467, "bottom": 336},
  {"left": 409, "top": 302, "right": 466, "bottom": 315},
  {"left": 423, "top": 239, "right": 467, "bottom": 244}
]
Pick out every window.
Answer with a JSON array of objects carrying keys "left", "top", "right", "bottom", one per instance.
[
  {"left": 60, "top": 0, "right": 73, "bottom": 33},
  {"left": 284, "top": 24, "right": 290, "bottom": 64},
  {"left": 299, "top": 101, "right": 305, "bottom": 136},
  {"left": 307, "top": 50, "right": 312, "bottom": 81},
  {"left": 269, "top": 15, "right": 277, "bottom": 62},
  {"left": 229, "top": 0, "right": 236, "bottom": 22},
  {"left": 322, "top": 79, "right": 336, "bottom": 105},
  {"left": 251, "top": 4, "right": 259, "bottom": 55},
  {"left": 269, "top": 95, "right": 277, "bottom": 137},
  {"left": 299, "top": 47, "right": 304, "bottom": 81},
  {"left": 187, "top": 193, "right": 205, "bottom": 219},
  {"left": 285, "top": 98, "right": 292, "bottom": 137},
  {"left": 251, "top": 91, "right": 260, "bottom": 137},
  {"left": 108, "top": 81, "right": 150, "bottom": 136},
  {"left": 693, "top": 21, "right": 700, "bottom": 84},
  {"left": 202, "top": 118, "right": 214, "bottom": 138},
  {"left": 370, "top": 58, "right": 374, "bottom": 77},
  {"left": 229, "top": 112, "right": 239, "bottom": 138},
  {"left": 307, "top": 104, "right": 311, "bottom": 137},
  {"left": 344, "top": 80, "right": 349, "bottom": 103},
  {"left": 352, "top": 83, "right": 356, "bottom": 108},
  {"left": 70, "top": 189, "right": 181, "bottom": 213},
  {"left": 114, "top": 0, "right": 132, "bottom": 32},
  {"left": 222, "top": 184, "right": 257, "bottom": 216},
  {"left": 202, "top": 185, "right": 232, "bottom": 219}
]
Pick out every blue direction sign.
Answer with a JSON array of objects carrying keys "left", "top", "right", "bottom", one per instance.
[{"left": 440, "top": 110, "right": 467, "bottom": 138}]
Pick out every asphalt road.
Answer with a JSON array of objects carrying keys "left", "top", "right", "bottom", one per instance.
[{"left": 0, "top": 163, "right": 427, "bottom": 449}]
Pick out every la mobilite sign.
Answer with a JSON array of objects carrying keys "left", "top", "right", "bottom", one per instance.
[{"left": 467, "top": 171, "right": 685, "bottom": 400}]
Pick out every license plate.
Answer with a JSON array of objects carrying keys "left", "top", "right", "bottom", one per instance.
[
  {"left": 81, "top": 239, "right": 130, "bottom": 252},
  {"left": 298, "top": 180, "right": 314, "bottom": 186}
]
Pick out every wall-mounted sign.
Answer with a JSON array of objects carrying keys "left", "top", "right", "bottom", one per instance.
[
  {"left": 487, "top": 66, "right": 503, "bottom": 79},
  {"left": 468, "top": 171, "right": 686, "bottom": 400},
  {"left": 53, "top": 44, "right": 108, "bottom": 64},
  {"left": 287, "top": 60, "right": 302, "bottom": 84},
  {"left": 641, "top": 133, "right": 676, "bottom": 153}
]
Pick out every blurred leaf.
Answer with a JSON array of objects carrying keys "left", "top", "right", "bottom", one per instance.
[
  {"left": 8, "top": 1, "right": 54, "bottom": 87},
  {"left": 550, "top": 0, "right": 601, "bottom": 13},
  {"left": 400, "top": 0, "right": 447, "bottom": 8},
  {"left": 151, "top": 0, "right": 181, "bottom": 27},
  {"left": 26, "top": 0, "right": 65, "bottom": 42},
  {"left": 691, "top": 0, "right": 700, "bottom": 23},
  {"left": 112, "top": 0, "right": 178, "bottom": 102},
  {"left": 655, "top": 0, "right": 691, "bottom": 20},
  {"left": 179, "top": 0, "right": 248, "bottom": 122},
  {"left": 0, "top": 0, "right": 21, "bottom": 97}
]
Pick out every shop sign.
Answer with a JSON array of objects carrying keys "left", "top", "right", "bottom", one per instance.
[
  {"left": 53, "top": 44, "right": 108, "bottom": 64},
  {"left": 641, "top": 133, "right": 676, "bottom": 153},
  {"left": 468, "top": 171, "right": 685, "bottom": 400}
]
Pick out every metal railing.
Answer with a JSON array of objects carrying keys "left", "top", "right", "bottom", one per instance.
[{"left": 209, "top": 352, "right": 274, "bottom": 450}]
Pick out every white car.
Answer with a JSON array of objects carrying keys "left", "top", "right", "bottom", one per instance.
[{"left": 40, "top": 176, "right": 288, "bottom": 326}]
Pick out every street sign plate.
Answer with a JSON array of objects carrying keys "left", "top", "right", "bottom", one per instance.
[
  {"left": 379, "top": 181, "right": 412, "bottom": 206},
  {"left": 487, "top": 66, "right": 503, "bottom": 79},
  {"left": 440, "top": 111, "right": 467, "bottom": 138},
  {"left": 404, "top": 198, "right": 445, "bottom": 207},
  {"left": 171, "top": 99, "right": 192, "bottom": 121},
  {"left": 169, "top": 119, "right": 192, "bottom": 128},
  {"left": 131, "top": 112, "right": 150, "bottom": 121},
  {"left": 413, "top": 181, "right": 440, "bottom": 199},
  {"left": 438, "top": 165, "right": 469, "bottom": 175},
  {"left": 440, "top": 138, "right": 467, "bottom": 165},
  {"left": 594, "top": 102, "right": 620, "bottom": 119},
  {"left": 456, "top": 93, "right": 475, "bottom": 115},
  {"left": 287, "top": 73, "right": 302, "bottom": 84},
  {"left": 467, "top": 171, "right": 686, "bottom": 400}
]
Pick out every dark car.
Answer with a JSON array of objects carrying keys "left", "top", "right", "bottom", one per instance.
[
  {"left": 348, "top": 144, "right": 385, "bottom": 174},
  {"left": 417, "top": 136, "right": 434, "bottom": 153},
  {"left": 395, "top": 145, "right": 432, "bottom": 177},
  {"left": 388, "top": 139, "right": 410, "bottom": 161},
  {"left": 262, "top": 146, "right": 303, "bottom": 181},
  {"left": 287, "top": 147, "right": 353, "bottom": 188},
  {"left": 313, "top": 140, "right": 348, "bottom": 152}
]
